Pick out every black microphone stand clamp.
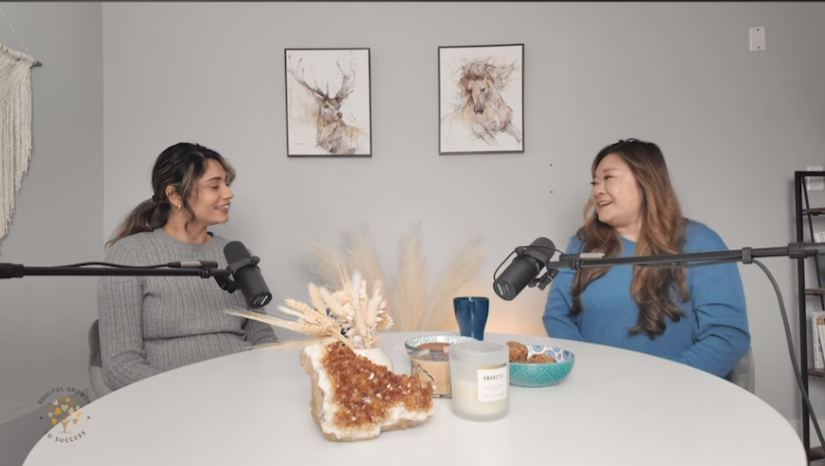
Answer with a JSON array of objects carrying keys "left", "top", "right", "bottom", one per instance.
[
  {"left": 214, "top": 255, "right": 262, "bottom": 294},
  {"left": 528, "top": 268, "right": 558, "bottom": 291}
]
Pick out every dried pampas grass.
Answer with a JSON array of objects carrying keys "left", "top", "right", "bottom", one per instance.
[
  {"left": 423, "top": 235, "right": 485, "bottom": 331},
  {"left": 246, "top": 338, "right": 325, "bottom": 351},
  {"left": 307, "top": 240, "right": 348, "bottom": 290},
  {"left": 387, "top": 224, "right": 428, "bottom": 331},
  {"left": 343, "top": 228, "right": 385, "bottom": 293},
  {"left": 227, "top": 272, "right": 392, "bottom": 350},
  {"left": 306, "top": 223, "right": 485, "bottom": 332}
]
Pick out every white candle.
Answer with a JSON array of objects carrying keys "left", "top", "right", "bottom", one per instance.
[
  {"left": 451, "top": 376, "right": 508, "bottom": 420},
  {"left": 449, "top": 341, "right": 509, "bottom": 422}
]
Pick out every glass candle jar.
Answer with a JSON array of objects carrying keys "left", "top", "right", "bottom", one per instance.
[
  {"left": 410, "top": 346, "right": 451, "bottom": 398},
  {"left": 448, "top": 341, "right": 509, "bottom": 421}
]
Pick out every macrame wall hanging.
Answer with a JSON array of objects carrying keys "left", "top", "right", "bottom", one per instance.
[{"left": 0, "top": 23, "right": 39, "bottom": 244}]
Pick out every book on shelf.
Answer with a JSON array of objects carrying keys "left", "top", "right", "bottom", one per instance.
[
  {"left": 816, "top": 312, "right": 825, "bottom": 370},
  {"left": 813, "top": 311, "right": 825, "bottom": 370}
]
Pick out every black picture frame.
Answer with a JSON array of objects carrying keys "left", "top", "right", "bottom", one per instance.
[
  {"left": 284, "top": 48, "right": 372, "bottom": 158},
  {"left": 438, "top": 44, "right": 524, "bottom": 155}
]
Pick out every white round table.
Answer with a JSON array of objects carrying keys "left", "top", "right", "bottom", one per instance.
[{"left": 24, "top": 332, "right": 805, "bottom": 466}]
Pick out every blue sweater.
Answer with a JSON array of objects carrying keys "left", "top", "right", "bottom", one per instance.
[{"left": 542, "top": 221, "right": 750, "bottom": 377}]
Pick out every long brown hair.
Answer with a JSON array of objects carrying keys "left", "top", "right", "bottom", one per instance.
[
  {"left": 570, "top": 139, "right": 688, "bottom": 338},
  {"left": 106, "top": 143, "right": 236, "bottom": 246}
]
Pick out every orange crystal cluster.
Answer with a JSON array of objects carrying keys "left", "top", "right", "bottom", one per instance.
[{"left": 323, "top": 343, "right": 433, "bottom": 428}]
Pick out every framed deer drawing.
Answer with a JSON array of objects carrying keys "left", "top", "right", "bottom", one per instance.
[
  {"left": 438, "top": 44, "right": 524, "bottom": 155},
  {"left": 285, "top": 48, "right": 372, "bottom": 157}
]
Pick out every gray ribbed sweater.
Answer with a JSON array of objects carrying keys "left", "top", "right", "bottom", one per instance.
[{"left": 97, "top": 228, "right": 278, "bottom": 390}]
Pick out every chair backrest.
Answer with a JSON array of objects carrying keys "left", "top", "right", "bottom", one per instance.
[
  {"left": 87, "top": 319, "right": 115, "bottom": 399},
  {"left": 88, "top": 319, "right": 102, "bottom": 368},
  {"left": 725, "top": 347, "right": 755, "bottom": 393}
]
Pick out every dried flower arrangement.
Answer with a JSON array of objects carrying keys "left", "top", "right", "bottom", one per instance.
[
  {"left": 307, "top": 223, "right": 485, "bottom": 332},
  {"left": 226, "top": 270, "right": 393, "bottom": 350}
]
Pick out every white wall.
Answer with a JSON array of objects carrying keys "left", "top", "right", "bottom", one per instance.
[
  {"left": 99, "top": 1, "right": 825, "bottom": 438},
  {"left": 0, "top": 2, "right": 103, "bottom": 423}
]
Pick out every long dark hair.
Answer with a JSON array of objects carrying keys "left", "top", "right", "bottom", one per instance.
[
  {"left": 106, "top": 143, "right": 236, "bottom": 246},
  {"left": 570, "top": 139, "right": 689, "bottom": 338}
]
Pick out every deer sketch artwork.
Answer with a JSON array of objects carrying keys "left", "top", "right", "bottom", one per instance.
[
  {"left": 440, "top": 55, "right": 523, "bottom": 153},
  {"left": 286, "top": 53, "right": 371, "bottom": 156}
]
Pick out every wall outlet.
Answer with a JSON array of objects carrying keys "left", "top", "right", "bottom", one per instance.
[
  {"left": 815, "top": 232, "right": 825, "bottom": 243},
  {"left": 807, "top": 166, "right": 824, "bottom": 191}
]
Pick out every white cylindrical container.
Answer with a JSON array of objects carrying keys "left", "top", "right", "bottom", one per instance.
[{"left": 448, "top": 341, "right": 509, "bottom": 421}]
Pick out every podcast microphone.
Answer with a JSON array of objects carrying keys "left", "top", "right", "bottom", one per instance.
[
  {"left": 223, "top": 241, "right": 272, "bottom": 309},
  {"left": 493, "top": 237, "right": 558, "bottom": 301}
]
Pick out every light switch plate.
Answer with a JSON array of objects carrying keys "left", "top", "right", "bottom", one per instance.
[{"left": 749, "top": 26, "right": 765, "bottom": 52}]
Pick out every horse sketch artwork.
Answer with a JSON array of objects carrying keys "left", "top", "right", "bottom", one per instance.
[
  {"left": 439, "top": 44, "right": 524, "bottom": 154},
  {"left": 285, "top": 48, "right": 372, "bottom": 157}
]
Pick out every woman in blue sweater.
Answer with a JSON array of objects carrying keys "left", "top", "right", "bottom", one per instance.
[{"left": 542, "top": 139, "right": 750, "bottom": 378}]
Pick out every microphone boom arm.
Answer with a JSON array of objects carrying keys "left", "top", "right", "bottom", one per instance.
[
  {"left": 499, "top": 238, "right": 825, "bottom": 452},
  {"left": 0, "top": 264, "right": 233, "bottom": 278},
  {"left": 545, "top": 243, "right": 817, "bottom": 270}
]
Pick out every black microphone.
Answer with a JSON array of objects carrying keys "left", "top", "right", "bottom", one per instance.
[
  {"left": 223, "top": 241, "right": 272, "bottom": 309},
  {"left": 493, "top": 237, "right": 558, "bottom": 301}
]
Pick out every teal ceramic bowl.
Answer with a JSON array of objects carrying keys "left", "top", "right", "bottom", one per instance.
[{"left": 509, "top": 345, "right": 575, "bottom": 388}]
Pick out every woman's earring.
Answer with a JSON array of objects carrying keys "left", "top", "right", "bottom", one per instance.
[{"left": 177, "top": 204, "right": 182, "bottom": 211}]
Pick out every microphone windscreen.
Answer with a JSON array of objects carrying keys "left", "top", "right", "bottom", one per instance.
[
  {"left": 529, "top": 237, "right": 556, "bottom": 262},
  {"left": 224, "top": 241, "right": 251, "bottom": 265}
]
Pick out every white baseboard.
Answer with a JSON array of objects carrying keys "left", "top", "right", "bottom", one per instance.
[{"left": 0, "top": 398, "right": 42, "bottom": 426}]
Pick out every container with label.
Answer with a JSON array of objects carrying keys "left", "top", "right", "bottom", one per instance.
[
  {"left": 410, "top": 345, "right": 452, "bottom": 397},
  {"left": 448, "top": 340, "right": 509, "bottom": 421}
]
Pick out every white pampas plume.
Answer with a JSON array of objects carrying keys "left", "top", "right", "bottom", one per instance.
[
  {"left": 375, "top": 297, "right": 393, "bottom": 330},
  {"left": 424, "top": 234, "right": 485, "bottom": 331},
  {"left": 343, "top": 228, "right": 385, "bottom": 292},
  {"left": 247, "top": 338, "right": 328, "bottom": 351},
  {"left": 387, "top": 223, "right": 428, "bottom": 331},
  {"left": 308, "top": 283, "right": 326, "bottom": 315},
  {"left": 351, "top": 270, "right": 363, "bottom": 303},
  {"left": 353, "top": 300, "right": 367, "bottom": 341},
  {"left": 365, "top": 279, "right": 382, "bottom": 328},
  {"left": 319, "top": 286, "right": 347, "bottom": 318},
  {"left": 275, "top": 304, "right": 306, "bottom": 320},
  {"left": 304, "top": 222, "right": 484, "bottom": 336},
  {"left": 350, "top": 270, "right": 367, "bottom": 340},
  {"left": 224, "top": 308, "right": 351, "bottom": 348},
  {"left": 306, "top": 239, "right": 348, "bottom": 289}
]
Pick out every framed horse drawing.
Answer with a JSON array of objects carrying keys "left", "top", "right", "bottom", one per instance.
[{"left": 438, "top": 44, "right": 524, "bottom": 155}]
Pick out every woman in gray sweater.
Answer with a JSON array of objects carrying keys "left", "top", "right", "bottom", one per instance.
[{"left": 97, "top": 142, "right": 278, "bottom": 391}]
